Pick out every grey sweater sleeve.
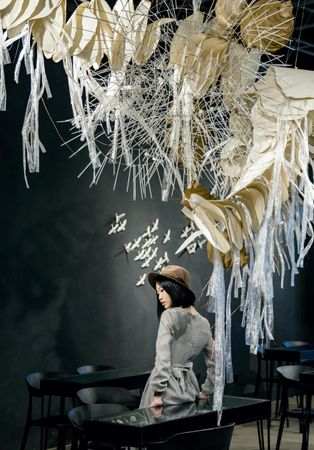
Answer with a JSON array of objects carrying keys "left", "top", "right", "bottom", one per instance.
[
  {"left": 201, "top": 331, "right": 215, "bottom": 394},
  {"left": 149, "top": 309, "right": 174, "bottom": 393}
]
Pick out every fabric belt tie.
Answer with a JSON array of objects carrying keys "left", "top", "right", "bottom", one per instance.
[{"left": 170, "top": 363, "right": 193, "bottom": 392}]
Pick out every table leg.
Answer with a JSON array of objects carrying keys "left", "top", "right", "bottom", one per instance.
[{"left": 257, "top": 419, "right": 265, "bottom": 450}]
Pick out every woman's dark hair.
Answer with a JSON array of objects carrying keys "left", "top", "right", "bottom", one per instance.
[{"left": 156, "top": 278, "right": 195, "bottom": 318}]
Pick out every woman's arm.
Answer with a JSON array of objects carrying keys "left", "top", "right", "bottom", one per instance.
[
  {"left": 200, "top": 331, "right": 215, "bottom": 398},
  {"left": 149, "top": 309, "right": 174, "bottom": 404}
]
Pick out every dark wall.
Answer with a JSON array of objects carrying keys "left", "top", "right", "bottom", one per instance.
[{"left": 0, "top": 56, "right": 313, "bottom": 450}]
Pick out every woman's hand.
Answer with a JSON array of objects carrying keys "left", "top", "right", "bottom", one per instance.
[
  {"left": 198, "top": 391, "right": 208, "bottom": 404},
  {"left": 150, "top": 396, "right": 163, "bottom": 408}
]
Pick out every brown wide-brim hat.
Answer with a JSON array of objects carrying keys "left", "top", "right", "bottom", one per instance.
[{"left": 148, "top": 265, "right": 195, "bottom": 300}]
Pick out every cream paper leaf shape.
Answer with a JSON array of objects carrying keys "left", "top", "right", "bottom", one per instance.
[
  {"left": 191, "top": 194, "right": 244, "bottom": 250},
  {"left": 7, "top": 0, "right": 61, "bottom": 35},
  {"left": 31, "top": 1, "right": 66, "bottom": 58},
  {"left": 24, "top": 0, "right": 61, "bottom": 21},
  {"left": 213, "top": 199, "right": 250, "bottom": 242},
  {"left": 168, "top": 11, "right": 204, "bottom": 79},
  {"left": 65, "top": 3, "right": 98, "bottom": 56},
  {"left": 76, "top": 23, "right": 104, "bottom": 69},
  {"left": 92, "top": 0, "right": 114, "bottom": 63},
  {"left": 110, "top": 23, "right": 126, "bottom": 70},
  {"left": 1, "top": 0, "right": 25, "bottom": 29},
  {"left": 175, "top": 230, "right": 203, "bottom": 255},
  {"left": 181, "top": 204, "right": 230, "bottom": 254},
  {"left": 130, "top": 0, "right": 150, "bottom": 51},
  {"left": 237, "top": 187, "right": 265, "bottom": 227},
  {"left": 240, "top": 0, "right": 294, "bottom": 53},
  {"left": 4, "top": 0, "right": 37, "bottom": 29},
  {"left": 233, "top": 191, "right": 261, "bottom": 233},
  {"left": 192, "top": 205, "right": 231, "bottom": 254},
  {"left": 0, "top": 0, "right": 13, "bottom": 11},
  {"left": 215, "top": 0, "right": 247, "bottom": 29},
  {"left": 230, "top": 150, "right": 275, "bottom": 195},
  {"left": 189, "top": 193, "right": 229, "bottom": 226},
  {"left": 193, "top": 34, "right": 229, "bottom": 95},
  {"left": 225, "top": 208, "right": 243, "bottom": 250},
  {"left": 113, "top": 0, "right": 134, "bottom": 32},
  {"left": 133, "top": 18, "right": 174, "bottom": 65}
]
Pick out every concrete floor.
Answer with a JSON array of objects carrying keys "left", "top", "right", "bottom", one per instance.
[{"left": 230, "top": 397, "right": 314, "bottom": 450}]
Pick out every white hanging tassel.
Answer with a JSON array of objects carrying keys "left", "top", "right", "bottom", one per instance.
[
  {"left": 225, "top": 248, "right": 243, "bottom": 383},
  {"left": 207, "top": 249, "right": 226, "bottom": 424},
  {"left": 22, "top": 45, "right": 51, "bottom": 186},
  {"left": 0, "top": 24, "right": 10, "bottom": 111}
]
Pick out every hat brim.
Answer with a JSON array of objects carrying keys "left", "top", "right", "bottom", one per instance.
[{"left": 148, "top": 272, "right": 196, "bottom": 301}]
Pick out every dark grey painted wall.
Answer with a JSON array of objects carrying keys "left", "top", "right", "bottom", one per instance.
[{"left": 0, "top": 55, "right": 313, "bottom": 450}]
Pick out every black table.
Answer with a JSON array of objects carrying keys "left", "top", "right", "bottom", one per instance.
[
  {"left": 256, "top": 345, "right": 314, "bottom": 404},
  {"left": 84, "top": 395, "right": 271, "bottom": 450},
  {"left": 40, "top": 366, "right": 151, "bottom": 417},
  {"left": 264, "top": 346, "right": 314, "bottom": 364},
  {"left": 41, "top": 366, "right": 151, "bottom": 398}
]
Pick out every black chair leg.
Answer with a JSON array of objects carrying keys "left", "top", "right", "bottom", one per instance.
[
  {"left": 20, "top": 421, "right": 31, "bottom": 450},
  {"left": 276, "top": 386, "right": 288, "bottom": 450},
  {"left": 301, "top": 393, "right": 312, "bottom": 450},
  {"left": 257, "top": 419, "right": 265, "bottom": 450},
  {"left": 255, "top": 355, "right": 262, "bottom": 396}
]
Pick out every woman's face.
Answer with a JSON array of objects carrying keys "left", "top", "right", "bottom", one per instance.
[{"left": 156, "top": 282, "right": 173, "bottom": 309}]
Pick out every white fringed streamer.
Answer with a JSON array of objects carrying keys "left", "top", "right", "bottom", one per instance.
[
  {"left": 225, "top": 247, "right": 243, "bottom": 383},
  {"left": 0, "top": 24, "right": 10, "bottom": 111},
  {"left": 206, "top": 249, "right": 226, "bottom": 424},
  {"left": 22, "top": 45, "right": 52, "bottom": 186}
]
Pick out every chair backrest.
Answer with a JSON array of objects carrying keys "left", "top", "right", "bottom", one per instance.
[
  {"left": 76, "top": 365, "right": 116, "bottom": 374},
  {"left": 68, "top": 403, "right": 129, "bottom": 430},
  {"left": 25, "top": 371, "right": 69, "bottom": 396},
  {"left": 276, "top": 365, "right": 314, "bottom": 384},
  {"left": 76, "top": 386, "right": 139, "bottom": 408},
  {"left": 147, "top": 423, "right": 235, "bottom": 450},
  {"left": 282, "top": 340, "right": 311, "bottom": 348}
]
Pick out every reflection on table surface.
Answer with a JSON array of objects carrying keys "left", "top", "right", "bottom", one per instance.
[{"left": 89, "top": 395, "right": 269, "bottom": 427}]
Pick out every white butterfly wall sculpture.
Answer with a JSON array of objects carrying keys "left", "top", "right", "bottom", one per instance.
[{"left": 2, "top": 0, "right": 314, "bottom": 417}]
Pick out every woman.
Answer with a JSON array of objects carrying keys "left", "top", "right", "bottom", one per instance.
[{"left": 140, "top": 265, "right": 215, "bottom": 408}]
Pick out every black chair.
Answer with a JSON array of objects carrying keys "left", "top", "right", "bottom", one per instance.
[
  {"left": 76, "top": 365, "right": 116, "bottom": 374},
  {"left": 77, "top": 386, "right": 140, "bottom": 409},
  {"left": 146, "top": 422, "right": 235, "bottom": 450},
  {"left": 299, "top": 370, "right": 314, "bottom": 450},
  {"left": 68, "top": 403, "right": 129, "bottom": 450},
  {"left": 275, "top": 365, "right": 313, "bottom": 450},
  {"left": 20, "top": 371, "right": 71, "bottom": 450},
  {"left": 255, "top": 343, "right": 311, "bottom": 416}
]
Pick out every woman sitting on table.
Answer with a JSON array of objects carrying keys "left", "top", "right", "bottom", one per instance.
[{"left": 140, "top": 265, "right": 215, "bottom": 409}]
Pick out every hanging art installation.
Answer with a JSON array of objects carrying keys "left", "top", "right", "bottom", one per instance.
[{"left": 1, "top": 0, "right": 314, "bottom": 417}]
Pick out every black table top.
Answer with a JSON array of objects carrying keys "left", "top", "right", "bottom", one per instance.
[
  {"left": 84, "top": 395, "right": 271, "bottom": 446},
  {"left": 263, "top": 345, "right": 314, "bottom": 363},
  {"left": 300, "top": 369, "right": 314, "bottom": 385},
  {"left": 41, "top": 366, "right": 152, "bottom": 397}
]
